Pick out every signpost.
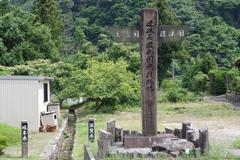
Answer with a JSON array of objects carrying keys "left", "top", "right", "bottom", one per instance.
[
  {"left": 88, "top": 119, "right": 95, "bottom": 142},
  {"left": 21, "top": 121, "right": 28, "bottom": 158}
]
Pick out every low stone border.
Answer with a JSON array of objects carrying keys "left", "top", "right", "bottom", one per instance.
[
  {"left": 39, "top": 118, "right": 68, "bottom": 160},
  {"left": 226, "top": 94, "right": 240, "bottom": 103},
  {"left": 84, "top": 144, "right": 96, "bottom": 160}
]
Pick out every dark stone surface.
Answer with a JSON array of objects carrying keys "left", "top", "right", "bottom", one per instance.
[
  {"left": 124, "top": 134, "right": 175, "bottom": 148},
  {"left": 174, "top": 128, "right": 182, "bottom": 138},
  {"left": 186, "top": 129, "right": 195, "bottom": 142},
  {"left": 182, "top": 122, "right": 191, "bottom": 139},
  {"left": 115, "top": 127, "right": 122, "bottom": 142},
  {"left": 140, "top": 8, "right": 158, "bottom": 136},
  {"left": 165, "top": 128, "right": 174, "bottom": 134}
]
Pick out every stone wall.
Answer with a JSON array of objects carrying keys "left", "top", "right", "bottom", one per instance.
[
  {"left": 226, "top": 94, "right": 240, "bottom": 103},
  {"left": 39, "top": 118, "right": 68, "bottom": 160}
]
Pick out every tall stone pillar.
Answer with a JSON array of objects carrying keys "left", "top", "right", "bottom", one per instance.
[{"left": 140, "top": 9, "right": 158, "bottom": 136}]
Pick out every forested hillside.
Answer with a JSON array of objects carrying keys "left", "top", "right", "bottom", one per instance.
[{"left": 0, "top": 0, "right": 240, "bottom": 108}]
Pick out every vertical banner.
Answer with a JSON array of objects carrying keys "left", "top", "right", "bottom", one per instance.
[
  {"left": 140, "top": 9, "right": 158, "bottom": 136},
  {"left": 88, "top": 118, "right": 95, "bottom": 142},
  {"left": 21, "top": 121, "right": 29, "bottom": 158}
]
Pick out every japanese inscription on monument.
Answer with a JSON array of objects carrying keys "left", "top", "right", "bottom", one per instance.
[
  {"left": 88, "top": 118, "right": 95, "bottom": 142},
  {"left": 21, "top": 121, "right": 28, "bottom": 158},
  {"left": 140, "top": 9, "right": 158, "bottom": 136},
  {"left": 109, "top": 25, "right": 189, "bottom": 43}
]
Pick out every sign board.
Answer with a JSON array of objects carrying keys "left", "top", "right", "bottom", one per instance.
[
  {"left": 88, "top": 119, "right": 95, "bottom": 142},
  {"left": 109, "top": 25, "right": 190, "bottom": 43},
  {"left": 21, "top": 121, "right": 28, "bottom": 142},
  {"left": 21, "top": 121, "right": 28, "bottom": 158},
  {"left": 109, "top": 26, "right": 139, "bottom": 43},
  {"left": 159, "top": 25, "right": 190, "bottom": 43}
]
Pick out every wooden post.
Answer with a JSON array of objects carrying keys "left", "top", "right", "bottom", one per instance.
[
  {"left": 199, "top": 127, "right": 209, "bottom": 155},
  {"left": 140, "top": 8, "right": 158, "bottom": 137},
  {"left": 182, "top": 122, "right": 191, "bottom": 139},
  {"left": 21, "top": 121, "right": 29, "bottom": 158}
]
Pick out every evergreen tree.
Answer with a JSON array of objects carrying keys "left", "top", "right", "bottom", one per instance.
[{"left": 32, "top": 0, "right": 63, "bottom": 49}]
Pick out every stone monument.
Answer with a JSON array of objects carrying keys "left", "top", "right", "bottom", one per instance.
[{"left": 95, "top": 8, "right": 208, "bottom": 159}]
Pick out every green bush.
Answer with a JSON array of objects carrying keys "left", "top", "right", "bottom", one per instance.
[
  {"left": 208, "top": 69, "right": 227, "bottom": 95},
  {"left": 226, "top": 68, "right": 240, "bottom": 94},
  {"left": 232, "top": 138, "right": 240, "bottom": 149},
  {"left": 191, "top": 71, "right": 209, "bottom": 92},
  {"left": 160, "top": 80, "right": 198, "bottom": 103},
  {"left": 0, "top": 135, "right": 7, "bottom": 155}
]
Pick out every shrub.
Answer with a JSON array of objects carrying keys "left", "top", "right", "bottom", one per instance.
[
  {"left": 191, "top": 71, "right": 209, "bottom": 92},
  {"left": 226, "top": 68, "right": 240, "bottom": 94},
  {"left": 232, "top": 138, "right": 240, "bottom": 149},
  {"left": 0, "top": 136, "right": 7, "bottom": 155},
  {"left": 160, "top": 80, "right": 198, "bottom": 103},
  {"left": 208, "top": 69, "right": 227, "bottom": 95}
]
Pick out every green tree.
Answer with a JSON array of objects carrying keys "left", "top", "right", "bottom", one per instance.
[
  {"left": 0, "top": 4, "right": 58, "bottom": 66},
  {"left": 33, "top": 0, "right": 63, "bottom": 49},
  {"left": 11, "top": 60, "right": 77, "bottom": 107},
  {"left": 73, "top": 59, "right": 140, "bottom": 111},
  {"left": 208, "top": 68, "right": 227, "bottom": 95}
]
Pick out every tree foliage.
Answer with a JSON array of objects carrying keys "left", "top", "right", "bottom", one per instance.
[
  {"left": 0, "top": 1, "right": 58, "bottom": 66},
  {"left": 73, "top": 59, "right": 140, "bottom": 110},
  {"left": 33, "top": 0, "right": 63, "bottom": 48}
]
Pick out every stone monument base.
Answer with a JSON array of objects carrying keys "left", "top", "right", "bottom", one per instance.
[{"left": 124, "top": 134, "right": 175, "bottom": 149}]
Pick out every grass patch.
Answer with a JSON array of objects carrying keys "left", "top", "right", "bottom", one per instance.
[
  {"left": 233, "top": 138, "right": 240, "bottom": 149},
  {"left": 0, "top": 123, "right": 20, "bottom": 146},
  {"left": 73, "top": 101, "right": 240, "bottom": 159},
  {"left": 159, "top": 102, "right": 240, "bottom": 118}
]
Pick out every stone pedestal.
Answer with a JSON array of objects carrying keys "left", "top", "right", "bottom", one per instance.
[{"left": 124, "top": 134, "right": 175, "bottom": 149}]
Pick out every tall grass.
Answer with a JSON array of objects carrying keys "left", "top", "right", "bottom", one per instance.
[{"left": 0, "top": 123, "right": 20, "bottom": 146}]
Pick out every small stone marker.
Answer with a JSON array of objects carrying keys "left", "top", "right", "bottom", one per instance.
[
  {"left": 140, "top": 8, "right": 158, "bottom": 137},
  {"left": 97, "top": 130, "right": 112, "bottom": 159},
  {"left": 199, "top": 127, "right": 209, "bottom": 155},
  {"left": 88, "top": 118, "right": 95, "bottom": 142},
  {"left": 21, "top": 121, "right": 29, "bottom": 158},
  {"left": 122, "top": 129, "right": 130, "bottom": 145},
  {"left": 182, "top": 122, "right": 191, "bottom": 139},
  {"left": 106, "top": 120, "right": 116, "bottom": 144}
]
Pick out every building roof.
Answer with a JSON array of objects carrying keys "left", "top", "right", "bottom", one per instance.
[{"left": 0, "top": 76, "right": 54, "bottom": 81}]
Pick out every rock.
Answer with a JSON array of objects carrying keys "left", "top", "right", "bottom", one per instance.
[
  {"left": 165, "top": 128, "right": 174, "bottom": 134},
  {"left": 152, "top": 138, "right": 194, "bottom": 154}
]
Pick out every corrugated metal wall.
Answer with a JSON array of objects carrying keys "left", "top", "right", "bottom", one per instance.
[{"left": 0, "top": 80, "right": 39, "bottom": 131}]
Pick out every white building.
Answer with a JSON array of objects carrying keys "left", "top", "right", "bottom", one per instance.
[{"left": 0, "top": 76, "right": 53, "bottom": 131}]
